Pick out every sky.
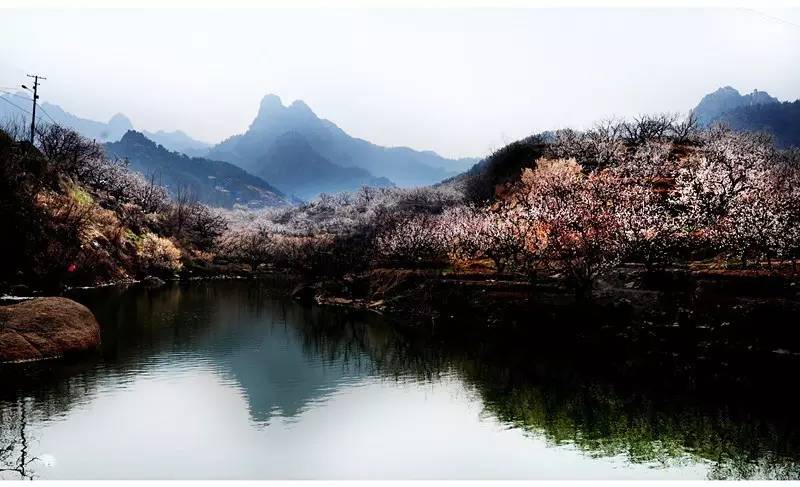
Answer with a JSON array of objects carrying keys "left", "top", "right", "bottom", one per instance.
[{"left": 1, "top": 7, "right": 799, "bottom": 159}]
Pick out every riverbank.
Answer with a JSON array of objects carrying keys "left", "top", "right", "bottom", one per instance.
[
  {"left": 298, "top": 263, "right": 800, "bottom": 362},
  {"left": 4, "top": 262, "right": 800, "bottom": 368}
]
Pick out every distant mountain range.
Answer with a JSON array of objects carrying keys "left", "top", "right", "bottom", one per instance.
[
  {"left": 693, "top": 86, "right": 799, "bottom": 148},
  {"left": 3, "top": 86, "right": 796, "bottom": 205},
  {"left": 104, "top": 131, "right": 291, "bottom": 208},
  {"left": 0, "top": 92, "right": 212, "bottom": 156},
  {"left": 208, "top": 94, "right": 476, "bottom": 193},
  {"left": 1, "top": 92, "right": 290, "bottom": 207},
  {"left": 1, "top": 91, "right": 477, "bottom": 200}
]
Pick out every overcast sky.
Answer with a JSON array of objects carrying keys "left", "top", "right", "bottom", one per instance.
[{"left": 1, "top": 7, "right": 799, "bottom": 158}]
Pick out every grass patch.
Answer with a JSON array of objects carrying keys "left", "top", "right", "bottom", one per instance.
[
  {"left": 124, "top": 228, "right": 143, "bottom": 246},
  {"left": 69, "top": 185, "right": 94, "bottom": 206}
]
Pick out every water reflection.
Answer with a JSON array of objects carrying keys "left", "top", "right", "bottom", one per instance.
[
  {"left": 0, "top": 399, "right": 37, "bottom": 479},
  {"left": 1, "top": 281, "right": 799, "bottom": 479}
]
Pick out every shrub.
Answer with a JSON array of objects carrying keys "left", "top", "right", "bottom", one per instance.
[{"left": 136, "top": 233, "right": 183, "bottom": 274}]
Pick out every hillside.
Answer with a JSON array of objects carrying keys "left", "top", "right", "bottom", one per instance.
[
  {"left": 704, "top": 100, "right": 800, "bottom": 149},
  {"left": 105, "top": 131, "right": 291, "bottom": 208},
  {"left": 139, "top": 129, "right": 211, "bottom": 158},
  {"left": 208, "top": 94, "right": 476, "bottom": 191},
  {"left": 0, "top": 125, "right": 228, "bottom": 290},
  {"left": 256, "top": 132, "right": 392, "bottom": 200}
]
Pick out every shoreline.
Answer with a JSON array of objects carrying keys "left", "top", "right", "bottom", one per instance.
[{"left": 4, "top": 264, "right": 800, "bottom": 361}]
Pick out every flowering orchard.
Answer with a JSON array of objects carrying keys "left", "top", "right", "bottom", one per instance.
[{"left": 217, "top": 116, "right": 800, "bottom": 295}]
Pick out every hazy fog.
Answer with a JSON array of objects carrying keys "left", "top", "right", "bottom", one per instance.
[{"left": 1, "top": 7, "right": 798, "bottom": 158}]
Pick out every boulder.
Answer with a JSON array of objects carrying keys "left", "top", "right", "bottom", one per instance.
[{"left": 0, "top": 297, "right": 101, "bottom": 363}]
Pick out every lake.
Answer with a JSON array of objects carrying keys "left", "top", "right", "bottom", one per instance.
[{"left": 1, "top": 281, "right": 798, "bottom": 480}]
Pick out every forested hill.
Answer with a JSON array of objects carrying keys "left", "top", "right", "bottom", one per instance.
[
  {"left": 703, "top": 100, "right": 800, "bottom": 149},
  {"left": 105, "top": 131, "right": 291, "bottom": 208}
]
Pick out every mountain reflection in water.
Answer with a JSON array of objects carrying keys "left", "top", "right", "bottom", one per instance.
[{"left": 1, "top": 281, "right": 798, "bottom": 479}]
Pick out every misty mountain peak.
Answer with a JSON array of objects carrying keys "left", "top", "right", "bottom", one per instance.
[
  {"left": 108, "top": 113, "right": 133, "bottom": 130},
  {"left": 694, "top": 86, "right": 780, "bottom": 125},
  {"left": 250, "top": 94, "right": 322, "bottom": 133},
  {"left": 714, "top": 86, "right": 739, "bottom": 95},
  {"left": 256, "top": 94, "right": 285, "bottom": 118},
  {"left": 289, "top": 99, "right": 313, "bottom": 114},
  {"left": 702, "top": 86, "right": 779, "bottom": 106},
  {"left": 748, "top": 89, "right": 779, "bottom": 105},
  {"left": 119, "top": 129, "right": 156, "bottom": 147},
  {"left": 207, "top": 92, "right": 474, "bottom": 194}
]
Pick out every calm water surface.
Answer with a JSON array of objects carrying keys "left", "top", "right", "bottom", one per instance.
[{"left": 0, "top": 281, "right": 798, "bottom": 479}]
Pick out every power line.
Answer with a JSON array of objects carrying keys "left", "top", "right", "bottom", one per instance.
[
  {"left": 1, "top": 89, "right": 57, "bottom": 125},
  {"left": 0, "top": 90, "right": 59, "bottom": 135},
  {"left": 0, "top": 89, "right": 32, "bottom": 102},
  {"left": 743, "top": 8, "right": 800, "bottom": 32},
  {"left": 35, "top": 101, "right": 57, "bottom": 125},
  {"left": 0, "top": 95, "right": 32, "bottom": 116}
]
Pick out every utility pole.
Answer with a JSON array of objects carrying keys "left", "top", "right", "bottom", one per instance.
[{"left": 23, "top": 74, "right": 46, "bottom": 145}]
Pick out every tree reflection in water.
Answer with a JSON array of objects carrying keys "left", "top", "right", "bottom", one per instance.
[
  {"left": 0, "top": 398, "right": 38, "bottom": 480},
  {"left": 296, "top": 305, "right": 800, "bottom": 480},
  {"left": 1, "top": 281, "right": 799, "bottom": 480}
]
